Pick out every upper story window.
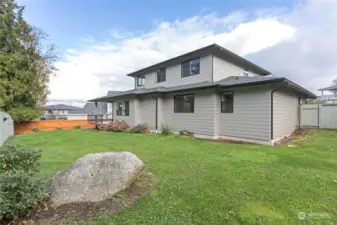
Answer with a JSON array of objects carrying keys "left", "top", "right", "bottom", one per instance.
[
  {"left": 181, "top": 58, "right": 200, "bottom": 77},
  {"left": 156, "top": 68, "right": 166, "bottom": 83},
  {"left": 221, "top": 92, "right": 234, "bottom": 113},
  {"left": 136, "top": 75, "right": 145, "bottom": 87},
  {"left": 116, "top": 100, "right": 129, "bottom": 116},
  {"left": 174, "top": 94, "right": 194, "bottom": 113}
]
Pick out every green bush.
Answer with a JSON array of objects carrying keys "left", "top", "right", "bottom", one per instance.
[
  {"left": 131, "top": 123, "right": 148, "bottom": 133},
  {"left": 160, "top": 123, "right": 172, "bottom": 136},
  {"left": 0, "top": 145, "right": 49, "bottom": 222},
  {"left": 73, "top": 125, "right": 81, "bottom": 129},
  {"left": 56, "top": 127, "right": 63, "bottom": 130},
  {"left": 32, "top": 127, "right": 39, "bottom": 132}
]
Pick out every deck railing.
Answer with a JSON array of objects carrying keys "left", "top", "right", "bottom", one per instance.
[
  {"left": 87, "top": 114, "right": 113, "bottom": 125},
  {"left": 318, "top": 94, "right": 337, "bottom": 100}
]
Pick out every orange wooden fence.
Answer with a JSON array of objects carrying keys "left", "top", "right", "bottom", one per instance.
[{"left": 14, "top": 120, "right": 96, "bottom": 135}]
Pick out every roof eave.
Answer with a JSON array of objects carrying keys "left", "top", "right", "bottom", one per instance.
[
  {"left": 282, "top": 79, "right": 317, "bottom": 99},
  {"left": 88, "top": 78, "right": 316, "bottom": 102}
]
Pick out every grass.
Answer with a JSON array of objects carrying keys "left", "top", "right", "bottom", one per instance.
[{"left": 9, "top": 129, "right": 337, "bottom": 224}]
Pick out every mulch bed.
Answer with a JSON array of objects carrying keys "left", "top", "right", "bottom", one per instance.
[
  {"left": 196, "top": 137, "right": 260, "bottom": 145},
  {"left": 7, "top": 170, "right": 156, "bottom": 225}
]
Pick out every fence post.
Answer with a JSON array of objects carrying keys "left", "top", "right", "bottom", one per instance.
[{"left": 318, "top": 104, "right": 321, "bottom": 129}]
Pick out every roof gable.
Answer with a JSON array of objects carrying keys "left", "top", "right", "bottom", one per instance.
[{"left": 127, "top": 44, "right": 271, "bottom": 77}]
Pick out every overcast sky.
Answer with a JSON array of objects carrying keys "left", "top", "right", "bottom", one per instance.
[{"left": 19, "top": 0, "right": 336, "bottom": 102}]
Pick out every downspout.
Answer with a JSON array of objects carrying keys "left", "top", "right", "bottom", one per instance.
[
  {"left": 270, "top": 87, "right": 284, "bottom": 141},
  {"left": 152, "top": 96, "right": 158, "bottom": 132},
  {"left": 298, "top": 97, "right": 301, "bottom": 129}
]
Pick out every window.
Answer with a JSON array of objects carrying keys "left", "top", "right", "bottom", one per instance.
[
  {"left": 116, "top": 100, "right": 130, "bottom": 116},
  {"left": 221, "top": 92, "right": 234, "bottom": 113},
  {"left": 181, "top": 58, "right": 200, "bottom": 77},
  {"left": 156, "top": 68, "right": 166, "bottom": 83},
  {"left": 174, "top": 94, "right": 194, "bottom": 113},
  {"left": 136, "top": 76, "right": 145, "bottom": 87}
]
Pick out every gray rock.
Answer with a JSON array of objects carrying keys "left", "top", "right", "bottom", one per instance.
[{"left": 51, "top": 152, "right": 144, "bottom": 206}]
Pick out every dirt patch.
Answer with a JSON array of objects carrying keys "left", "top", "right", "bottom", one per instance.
[
  {"left": 8, "top": 170, "right": 156, "bottom": 225},
  {"left": 274, "top": 128, "right": 310, "bottom": 146},
  {"left": 196, "top": 137, "right": 260, "bottom": 145}
]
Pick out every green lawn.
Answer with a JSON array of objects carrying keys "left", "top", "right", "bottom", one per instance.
[{"left": 9, "top": 129, "right": 337, "bottom": 224}]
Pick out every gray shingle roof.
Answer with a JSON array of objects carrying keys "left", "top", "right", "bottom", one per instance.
[
  {"left": 107, "top": 91, "right": 123, "bottom": 96},
  {"left": 88, "top": 76, "right": 316, "bottom": 102},
  {"left": 44, "top": 104, "right": 81, "bottom": 110},
  {"left": 68, "top": 102, "right": 108, "bottom": 115},
  {"left": 214, "top": 76, "right": 283, "bottom": 86}
]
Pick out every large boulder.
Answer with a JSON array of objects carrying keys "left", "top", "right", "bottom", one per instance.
[{"left": 51, "top": 152, "right": 144, "bottom": 206}]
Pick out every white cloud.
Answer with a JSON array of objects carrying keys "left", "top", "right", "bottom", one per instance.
[
  {"left": 50, "top": 12, "right": 295, "bottom": 100},
  {"left": 249, "top": 0, "right": 337, "bottom": 93}
]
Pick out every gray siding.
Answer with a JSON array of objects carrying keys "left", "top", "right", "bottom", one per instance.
[
  {"left": 220, "top": 85, "right": 271, "bottom": 141},
  {"left": 137, "top": 55, "right": 212, "bottom": 89},
  {"left": 0, "top": 112, "right": 14, "bottom": 146},
  {"left": 162, "top": 89, "right": 216, "bottom": 136},
  {"left": 137, "top": 96, "right": 156, "bottom": 130},
  {"left": 213, "top": 55, "right": 262, "bottom": 82},
  {"left": 214, "top": 90, "right": 221, "bottom": 137},
  {"left": 273, "top": 90, "right": 299, "bottom": 139}
]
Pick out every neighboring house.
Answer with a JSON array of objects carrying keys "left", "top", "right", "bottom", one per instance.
[
  {"left": 43, "top": 104, "right": 81, "bottom": 119},
  {"left": 317, "top": 85, "right": 337, "bottom": 103},
  {"left": 89, "top": 44, "right": 316, "bottom": 145},
  {"left": 43, "top": 103, "right": 109, "bottom": 120},
  {"left": 69, "top": 102, "right": 108, "bottom": 120}
]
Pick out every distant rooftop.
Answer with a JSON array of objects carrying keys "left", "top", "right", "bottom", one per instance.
[
  {"left": 68, "top": 102, "right": 108, "bottom": 115},
  {"left": 318, "top": 84, "right": 337, "bottom": 91},
  {"left": 44, "top": 104, "right": 81, "bottom": 110}
]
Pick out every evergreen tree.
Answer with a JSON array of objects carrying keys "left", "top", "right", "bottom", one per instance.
[{"left": 0, "top": 0, "right": 56, "bottom": 122}]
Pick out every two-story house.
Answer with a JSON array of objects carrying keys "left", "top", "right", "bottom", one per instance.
[{"left": 90, "top": 44, "right": 316, "bottom": 145}]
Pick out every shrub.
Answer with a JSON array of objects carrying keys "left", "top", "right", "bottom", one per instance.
[
  {"left": 106, "top": 120, "right": 129, "bottom": 132},
  {"left": 56, "top": 127, "right": 63, "bottom": 130},
  {"left": 32, "top": 127, "right": 39, "bottom": 132},
  {"left": 0, "top": 145, "right": 49, "bottom": 222},
  {"left": 73, "top": 125, "right": 81, "bottom": 129},
  {"left": 160, "top": 123, "right": 172, "bottom": 136},
  {"left": 180, "top": 129, "right": 190, "bottom": 136},
  {"left": 131, "top": 123, "right": 148, "bottom": 133}
]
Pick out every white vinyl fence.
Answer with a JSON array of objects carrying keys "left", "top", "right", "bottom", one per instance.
[
  {"left": 0, "top": 111, "right": 14, "bottom": 145},
  {"left": 300, "top": 104, "right": 337, "bottom": 129}
]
